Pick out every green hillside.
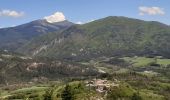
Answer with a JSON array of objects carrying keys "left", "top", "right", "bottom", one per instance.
[{"left": 18, "top": 16, "right": 170, "bottom": 60}]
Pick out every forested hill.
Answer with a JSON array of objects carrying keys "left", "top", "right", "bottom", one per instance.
[
  {"left": 0, "top": 51, "right": 98, "bottom": 85},
  {"left": 18, "top": 16, "right": 170, "bottom": 60}
]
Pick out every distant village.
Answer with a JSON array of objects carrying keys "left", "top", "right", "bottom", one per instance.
[{"left": 86, "top": 79, "right": 119, "bottom": 93}]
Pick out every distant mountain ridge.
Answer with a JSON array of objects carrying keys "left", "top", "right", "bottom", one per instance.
[
  {"left": 18, "top": 16, "right": 170, "bottom": 60},
  {"left": 0, "top": 19, "right": 74, "bottom": 50}
]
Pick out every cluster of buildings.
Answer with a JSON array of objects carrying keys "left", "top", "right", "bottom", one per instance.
[{"left": 86, "top": 79, "right": 119, "bottom": 93}]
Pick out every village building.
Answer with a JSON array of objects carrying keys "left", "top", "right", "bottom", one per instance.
[{"left": 86, "top": 79, "right": 119, "bottom": 93}]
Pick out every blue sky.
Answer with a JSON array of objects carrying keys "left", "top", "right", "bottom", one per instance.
[{"left": 0, "top": 0, "right": 170, "bottom": 28}]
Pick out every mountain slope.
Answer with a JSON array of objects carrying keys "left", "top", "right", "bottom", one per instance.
[
  {"left": 0, "top": 20, "right": 74, "bottom": 50},
  {"left": 18, "top": 16, "right": 170, "bottom": 60}
]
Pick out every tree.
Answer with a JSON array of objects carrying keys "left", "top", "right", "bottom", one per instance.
[
  {"left": 43, "top": 88, "right": 54, "bottom": 100},
  {"left": 131, "top": 93, "right": 142, "bottom": 100},
  {"left": 61, "top": 84, "right": 73, "bottom": 100},
  {"left": 107, "top": 87, "right": 124, "bottom": 100}
]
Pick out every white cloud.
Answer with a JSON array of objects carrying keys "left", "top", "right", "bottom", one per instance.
[
  {"left": 76, "top": 20, "right": 94, "bottom": 24},
  {"left": 44, "top": 12, "right": 66, "bottom": 23},
  {"left": 0, "top": 10, "right": 24, "bottom": 18},
  {"left": 76, "top": 21, "right": 83, "bottom": 24},
  {"left": 89, "top": 19, "right": 95, "bottom": 22},
  {"left": 139, "top": 6, "right": 165, "bottom": 16}
]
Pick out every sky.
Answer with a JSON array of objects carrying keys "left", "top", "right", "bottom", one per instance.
[{"left": 0, "top": 0, "right": 170, "bottom": 28}]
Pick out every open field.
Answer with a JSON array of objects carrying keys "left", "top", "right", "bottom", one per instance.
[{"left": 122, "top": 57, "right": 170, "bottom": 67}]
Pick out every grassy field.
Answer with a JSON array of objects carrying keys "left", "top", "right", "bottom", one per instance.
[
  {"left": 0, "top": 86, "right": 48, "bottom": 100},
  {"left": 12, "top": 86, "right": 48, "bottom": 93},
  {"left": 0, "top": 90, "right": 9, "bottom": 97},
  {"left": 157, "top": 59, "right": 170, "bottom": 65},
  {"left": 122, "top": 57, "right": 170, "bottom": 67},
  {"left": 140, "top": 89, "right": 164, "bottom": 100}
]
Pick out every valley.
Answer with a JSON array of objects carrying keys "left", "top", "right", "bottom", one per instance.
[{"left": 0, "top": 53, "right": 170, "bottom": 99}]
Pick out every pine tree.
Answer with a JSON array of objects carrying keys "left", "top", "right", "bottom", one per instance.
[
  {"left": 43, "top": 88, "right": 53, "bottom": 100},
  {"left": 61, "top": 84, "right": 73, "bottom": 100},
  {"left": 131, "top": 93, "right": 142, "bottom": 100}
]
